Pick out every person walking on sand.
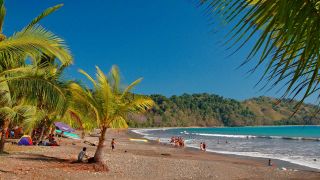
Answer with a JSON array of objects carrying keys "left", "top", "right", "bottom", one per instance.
[
  {"left": 111, "top": 138, "right": 116, "bottom": 151},
  {"left": 200, "top": 142, "right": 203, "bottom": 150}
]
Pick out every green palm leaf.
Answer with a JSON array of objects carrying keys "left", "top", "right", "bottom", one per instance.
[
  {"left": 198, "top": 0, "right": 320, "bottom": 107},
  {"left": 1, "top": 26, "right": 72, "bottom": 66},
  {"left": 25, "top": 4, "right": 63, "bottom": 31}
]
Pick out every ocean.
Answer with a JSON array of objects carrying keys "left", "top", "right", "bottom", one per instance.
[{"left": 132, "top": 126, "right": 320, "bottom": 170}]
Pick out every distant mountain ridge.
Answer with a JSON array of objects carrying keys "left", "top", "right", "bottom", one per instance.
[{"left": 128, "top": 94, "right": 320, "bottom": 127}]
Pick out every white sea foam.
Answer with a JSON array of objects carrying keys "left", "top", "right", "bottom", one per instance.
[
  {"left": 131, "top": 129, "right": 150, "bottom": 136},
  {"left": 190, "top": 132, "right": 320, "bottom": 141},
  {"left": 131, "top": 128, "right": 174, "bottom": 135},
  {"left": 191, "top": 133, "right": 256, "bottom": 138},
  {"left": 186, "top": 144, "right": 320, "bottom": 170},
  {"left": 131, "top": 128, "right": 320, "bottom": 170}
]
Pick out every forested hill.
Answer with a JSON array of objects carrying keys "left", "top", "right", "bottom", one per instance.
[{"left": 127, "top": 94, "right": 320, "bottom": 127}]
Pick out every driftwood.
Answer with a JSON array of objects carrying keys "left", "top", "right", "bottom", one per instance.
[{"left": 84, "top": 140, "right": 96, "bottom": 146}]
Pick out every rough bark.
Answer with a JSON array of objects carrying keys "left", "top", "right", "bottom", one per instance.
[
  {"left": 39, "top": 125, "right": 46, "bottom": 141},
  {"left": 0, "top": 119, "right": 10, "bottom": 153},
  {"left": 50, "top": 126, "right": 55, "bottom": 134},
  {"left": 81, "top": 131, "right": 86, "bottom": 139},
  {"left": 93, "top": 126, "right": 107, "bottom": 163},
  {"left": 48, "top": 126, "right": 52, "bottom": 135}
]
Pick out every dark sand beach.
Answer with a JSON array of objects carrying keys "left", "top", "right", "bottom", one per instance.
[{"left": 0, "top": 129, "right": 319, "bottom": 179}]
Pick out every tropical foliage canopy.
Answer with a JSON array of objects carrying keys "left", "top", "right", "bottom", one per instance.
[
  {"left": 198, "top": 0, "right": 320, "bottom": 107},
  {"left": 68, "top": 66, "right": 154, "bottom": 162}
]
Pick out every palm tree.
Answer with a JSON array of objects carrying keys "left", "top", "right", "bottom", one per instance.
[
  {"left": 69, "top": 65, "right": 154, "bottom": 163},
  {"left": 0, "top": 1, "right": 72, "bottom": 153},
  {"left": 63, "top": 100, "right": 96, "bottom": 139},
  {"left": 197, "top": 0, "right": 320, "bottom": 107},
  {"left": 0, "top": 79, "right": 41, "bottom": 151}
]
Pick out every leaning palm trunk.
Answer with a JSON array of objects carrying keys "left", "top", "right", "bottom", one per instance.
[
  {"left": 50, "top": 126, "right": 55, "bottom": 134},
  {"left": 0, "top": 119, "right": 10, "bottom": 153},
  {"left": 81, "top": 131, "right": 85, "bottom": 139},
  {"left": 93, "top": 126, "right": 107, "bottom": 163},
  {"left": 39, "top": 125, "right": 46, "bottom": 141}
]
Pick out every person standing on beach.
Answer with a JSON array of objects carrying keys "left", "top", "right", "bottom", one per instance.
[
  {"left": 200, "top": 142, "right": 203, "bottom": 150},
  {"left": 111, "top": 138, "right": 116, "bottom": 151},
  {"left": 202, "top": 142, "right": 206, "bottom": 152}
]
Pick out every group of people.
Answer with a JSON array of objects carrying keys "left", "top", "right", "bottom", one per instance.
[
  {"left": 38, "top": 134, "right": 59, "bottom": 146},
  {"left": 0, "top": 126, "right": 23, "bottom": 139},
  {"left": 170, "top": 136, "right": 185, "bottom": 147}
]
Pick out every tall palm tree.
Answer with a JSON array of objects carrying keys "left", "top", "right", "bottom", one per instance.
[
  {"left": 0, "top": 1, "right": 72, "bottom": 153},
  {"left": 197, "top": 0, "right": 320, "bottom": 107},
  {"left": 69, "top": 65, "right": 154, "bottom": 163}
]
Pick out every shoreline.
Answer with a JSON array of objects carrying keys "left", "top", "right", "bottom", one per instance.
[
  {"left": 0, "top": 129, "right": 319, "bottom": 179},
  {"left": 129, "top": 128, "right": 320, "bottom": 172}
]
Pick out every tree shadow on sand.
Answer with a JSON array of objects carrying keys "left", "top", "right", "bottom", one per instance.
[
  {"left": 0, "top": 151, "right": 10, "bottom": 156},
  {"left": 12, "top": 153, "right": 72, "bottom": 163},
  {"left": 0, "top": 169, "right": 14, "bottom": 173},
  {"left": 12, "top": 153, "right": 108, "bottom": 172}
]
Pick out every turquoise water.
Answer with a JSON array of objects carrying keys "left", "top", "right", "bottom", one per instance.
[
  {"left": 172, "top": 125, "right": 320, "bottom": 139},
  {"left": 133, "top": 126, "right": 320, "bottom": 170}
]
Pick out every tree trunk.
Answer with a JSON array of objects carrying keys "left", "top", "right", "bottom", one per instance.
[
  {"left": 48, "top": 126, "right": 52, "bottom": 135},
  {"left": 93, "top": 127, "right": 107, "bottom": 163},
  {"left": 81, "top": 131, "right": 86, "bottom": 139},
  {"left": 50, "top": 126, "right": 55, "bottom": 134},
  {"left": 39, "top": 125, "right": 46, "bottom": 141},
  {"left": 0, "top": 119, "right": 10, "bottom": 153}
]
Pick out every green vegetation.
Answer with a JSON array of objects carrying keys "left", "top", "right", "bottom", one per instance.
[
  {"left": 0, "top": 1, "right": 153, "bottom": 164},
  {"left": 66, "top": 66, "right": 154, "bottom": 163},
  {"left": 0, "top": 2, "right": 72, "bottom": 153},
  {"left": 128, "top": 94, "right": 320, "bottom": 127},
  {"left": 0, "top": 0, "right": 319, "bottom": 169}
]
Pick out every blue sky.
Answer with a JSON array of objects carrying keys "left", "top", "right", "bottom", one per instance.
[{"left": 3, "top": 0, "right": 317, "bottom": 103}]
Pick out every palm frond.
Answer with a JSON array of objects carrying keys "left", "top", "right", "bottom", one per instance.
[
  {"left": 70, "top": 65, "right": 154, "bottom": 130},
  {"left": 110, "top": 65, "right": 121, "bottom": 93},
  {"left": 121, "top": 78, "right": 142, "bottom": 99},
  {"left": 22, "top": 108, "right": 46, "bottom": 134},
  {"left": 0, "top": 0, "right": 6, "bottom": 33},
  {"left": 109, "top": 116, "right": 128, "bottom": 129},
  {"left": 25, "top": 4, "right": 63, "bottom": 31},
  {"left": 1, "top": 25, "right": 73, "bottom": 66},
  {"left": 79, "top": 69, "right": 97, "bottom": 87},
  {"left": 198, "top": 0, "right": 320, "bottom": 106},
  {"left": 2, "top": 74, "right": 67, "bottom": 115}
]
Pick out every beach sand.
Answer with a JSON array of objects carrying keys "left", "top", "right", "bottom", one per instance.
[{"left": 0, "top": 129, "right": 319, "bottom": 180}]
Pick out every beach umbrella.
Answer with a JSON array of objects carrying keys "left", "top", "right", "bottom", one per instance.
[{"left": 54, "top": 122, "right": 75, "bottom": 132}]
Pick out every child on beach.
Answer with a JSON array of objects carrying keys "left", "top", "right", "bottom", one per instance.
[{"left": 111, "top": 138, "right": 116, "bottom": 151}]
